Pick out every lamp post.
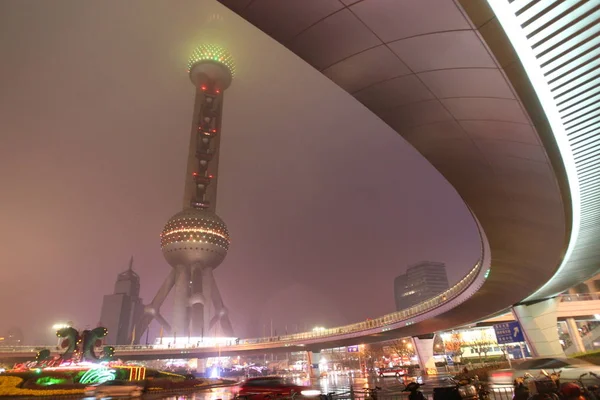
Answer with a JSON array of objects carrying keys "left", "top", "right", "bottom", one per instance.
[{"left": 52, "top": 322, "right": 70, "bottom": 347}]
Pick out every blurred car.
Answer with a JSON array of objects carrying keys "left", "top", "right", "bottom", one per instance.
[
  {"left": 489, "top": 358, "right": 600, "bottom": 388},
  {"left": 84, "top": 380, "right": 143, "bottom": 398},
  {"left": 378, "top": 367, "right": 407, "bottom": 377},
  {"left": 237, "top": 376, "right": 321, "bottom": 399}
]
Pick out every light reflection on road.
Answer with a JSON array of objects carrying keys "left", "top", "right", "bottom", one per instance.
[
  {"left": 143, "top": 374, "right": 443, "bottom": 400},
  {"left": 72, "top": 374, "right": 519, "bottom": 400}
]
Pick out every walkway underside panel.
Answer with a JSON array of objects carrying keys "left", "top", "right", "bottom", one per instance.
[{"left": 217, "top": 0, "right": 600, "bottom": 327}]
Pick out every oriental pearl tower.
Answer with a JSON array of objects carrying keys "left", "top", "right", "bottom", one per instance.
[{"left": 133, "top": 44, "right": 235, "bottom": 342}]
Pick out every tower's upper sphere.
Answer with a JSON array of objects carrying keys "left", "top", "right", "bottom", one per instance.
[
  {"left": 161, "top": 208, "right": 230, "bottom": 269},
  {"left": 188, "top": 44, "right": 234, "bottom": 90}
]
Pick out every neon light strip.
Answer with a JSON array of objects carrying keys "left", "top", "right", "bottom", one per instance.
[
  {"left": 162, "top": 227, "right": 229, "bottom": 241},
  {"left": 486, "top": 0, "right": 581, "bottom": 299}
]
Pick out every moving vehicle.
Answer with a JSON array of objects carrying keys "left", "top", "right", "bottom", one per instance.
[
  {"left": 84, "top": 380, "right": 143, "bottom": 398},
  {"left": 489, "top": 358, "right": 600, "bottom": 388},
  {"left": 378, "top": 367, "right": 407, "bottom": 377},
  {"left": 237, "top": 376, "right": 321, "bottom": 399}
]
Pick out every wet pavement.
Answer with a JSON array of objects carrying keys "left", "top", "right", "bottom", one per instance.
[
  {"left": 19, "top": 374, "right": 514, "bottom": 400},
  {"left": 136, "top": 374, "right": 492, "bottom": 400}
]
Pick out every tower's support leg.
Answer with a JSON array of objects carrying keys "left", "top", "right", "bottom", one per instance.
[
  {"left": 565, "top": 318, "right": 586, "bottom": 353},
  {"left": 133, "top": 269, "right": 176, "bottom": 343},
  {"left": 412, "top": 334, "right": 437, "bottom": 375},
  {"left": 202, "top": 267, "right": 213, "bottom": 336},
  {"left": 512, "top": 298, "right": 564, "bottom": 357},
  {"left": 208, "top": 270, "right": 234, "bottom": 337},
  {"left": 173, "top": 265, "right": 191, "bottom": 341},
  {"left": 190, "top": 266, "right": 205, "bottom": 338}
]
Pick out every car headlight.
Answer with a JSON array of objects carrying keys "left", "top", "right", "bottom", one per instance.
[{"left": 301, "top": 390, "right": 321, "bottom": 397}]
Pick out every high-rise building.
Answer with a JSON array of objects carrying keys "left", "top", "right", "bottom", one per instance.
[
  {"left": 132, "top": 44, "right": 235, "bottom": 342},
  {"left": 394, "top": 261, "right": 449, "bottom": 311},
  {"left": 99, "top": 257, "right": 144, "bottom": 345}
]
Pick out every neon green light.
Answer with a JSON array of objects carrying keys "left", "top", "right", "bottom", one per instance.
[
  {"left": 79, "top": 367, "right": 116, "bottom": 384},
  {"left": 187, "top": 44, "right": 235, "bottom": 77},
  {"left": 36, "top": 376, "right": 67, "bottom": 386}
]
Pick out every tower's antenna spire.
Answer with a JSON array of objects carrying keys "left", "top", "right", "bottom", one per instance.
[{"left": 128, "top": 256, "right": 134, "bottom": 271}]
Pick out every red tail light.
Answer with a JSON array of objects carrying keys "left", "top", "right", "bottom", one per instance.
[{"left": 492, "top": 371, "right": 513, "bottom": 378}]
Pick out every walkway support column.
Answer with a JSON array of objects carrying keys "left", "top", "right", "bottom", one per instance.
[
  {"left": 512, "top": 297, "right": 564, "bottom": 357},
  {"left": 306, "top": 351, "right": 320, "bottom": 378},
  {"left": 565, "top": 318, "right": 586, "bottom": 353},
  {"left": 412, "top": 334, "right": 437, "bottom": 375}
]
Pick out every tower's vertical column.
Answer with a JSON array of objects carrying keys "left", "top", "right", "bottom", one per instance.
[
  {"left": 183, "top": 83, "right": 225, "bottom": 213},
  {"left": 190, "top": 266, "right": 205, "bottom": 338},
  {"left": 172, "top": 265, "right": 190, "bottom": 341},
  {"left": 202, "top": 267, "right": 213, "bottom": 336}
]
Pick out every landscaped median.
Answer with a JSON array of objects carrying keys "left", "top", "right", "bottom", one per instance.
[
  {"left": 0, "top": 376, "right": 84, "bottom": 397},
  {"left": 0, "top": 368, "right": 235, "bottom": 397}
]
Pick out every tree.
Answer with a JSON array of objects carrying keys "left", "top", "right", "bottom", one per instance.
[
  {"left": 360, "top": 344, "right": 384, "bottom": 370},
  {"left": 433, "top": 335, "right": 445, "bottom": 355},
  {"left": 386, "top": 338, "right": 415, "bottom": 362},
  {"left": 468, "top": 331, "right": 497, "bottom": 362},
  {"left": 325, "top": 349, "right": 353, "bottom": 370},
  {"left": 444, "top": 333, "right": 465, "bottom": 362}
]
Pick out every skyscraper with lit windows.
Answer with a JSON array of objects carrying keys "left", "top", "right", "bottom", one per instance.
[{"left": 394, "top": 261, "right": 449, "bottom": 311}]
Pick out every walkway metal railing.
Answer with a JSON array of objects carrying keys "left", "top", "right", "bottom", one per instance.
[
  {"left": 238, "top": 261, "right": 483, "bottom": 346},
  {"left": 560, "top": 292, "right": 600, "bottom": 302},
  {"left": 3, "top": 291, "right": 599, "bottom": 355},
  {"left": 0, "top": 260, "right": 485, "bottom": 354}
]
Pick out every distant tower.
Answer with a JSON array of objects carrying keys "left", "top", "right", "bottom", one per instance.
[
  {"left": 99, "top": 257, "right": 144, "bottom": 344},
  {"left": 133, "top": 44, "right": 235, "bottom": 342}
]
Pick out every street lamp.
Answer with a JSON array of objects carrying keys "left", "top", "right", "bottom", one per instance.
[{"left": 52, "top": 322, "right": 70, "bottom": 347}]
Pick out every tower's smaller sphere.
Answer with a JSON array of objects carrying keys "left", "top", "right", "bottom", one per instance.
[
  {"left": 188, "top": 44, "right": 234, "bottom": 89},
  {"left": 161, "top": 208, "right": 230, "bottom": 269}
]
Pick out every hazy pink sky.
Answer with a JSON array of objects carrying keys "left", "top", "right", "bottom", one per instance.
[{"left": 0, "top": 0, "right": 480, "bottom": 343}]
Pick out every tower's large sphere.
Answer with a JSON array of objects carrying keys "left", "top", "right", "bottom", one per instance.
[
  {"left": 188, "top": 44, "right": 234, "bottom": 89},
  {"left": 161, "top": 208, "right": 230, "bottom": 269}
]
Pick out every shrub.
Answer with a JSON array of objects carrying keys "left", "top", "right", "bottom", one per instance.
[{"left": 0, "top": 376, "right": 84, "bottom": 397}]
